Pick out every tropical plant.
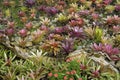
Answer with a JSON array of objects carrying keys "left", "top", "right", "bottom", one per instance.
[
  {"left": 48, "top": 56, "right": 117, "bottom": 80},
  {"left": 0, "top": 0, "right": 120, "bottom": 79}
]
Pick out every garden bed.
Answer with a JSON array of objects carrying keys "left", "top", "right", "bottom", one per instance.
[{"left": 0, "top": 0, "right": 120, "bottom": 80}]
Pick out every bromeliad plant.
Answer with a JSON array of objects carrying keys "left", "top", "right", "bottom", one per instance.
[
  {"left": 62, "top": 38, "right": 74, "bottom": 54},
  {"left": 94, "top": 27, "right": 103, "bottom": 43},
  {"left": 41, "top": 39, "right": 61, "bottom": 56},
  {"left": 92, "top": 43, "right": 120, "bottom": 71},
  {"left": 92, "top": 43, "right": 120, "bottom": 61},
  {"left": 84, "top": 27, "right": 103, "bottom": 43}
]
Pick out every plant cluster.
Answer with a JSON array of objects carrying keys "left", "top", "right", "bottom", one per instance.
[
  {"left": 0, "top": 45, "right": 52, "bottom": 80},
  {"left": 0, "top": 0, "right": 120, "bottom": 80},
  {"left": 48, "top": 56, "right": 118, "bottom": 80},
  {"left": 93, "top": 43, "right": 120, "bottom": 61},
  {"left": 0, "top": 0, "right": 120, "bottom": 57}
]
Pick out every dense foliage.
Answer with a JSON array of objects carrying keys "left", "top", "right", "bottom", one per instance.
[{"left": 0, "top": 0, "right": 120, "bottom": 80}]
